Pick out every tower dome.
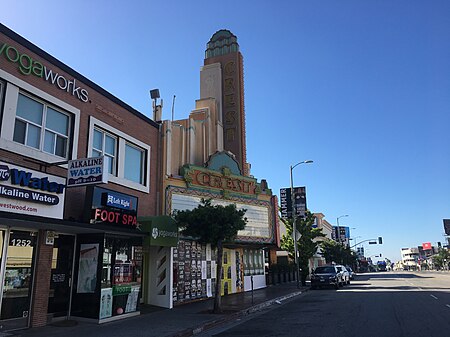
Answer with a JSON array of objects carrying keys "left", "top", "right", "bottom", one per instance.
[{"left": 205, "top": 29, "right": 239, "bottom": 59}]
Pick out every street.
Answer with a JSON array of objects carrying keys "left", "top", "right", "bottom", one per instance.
[{"left": 200, "top": 272, "right": 450, "bottom": 337}]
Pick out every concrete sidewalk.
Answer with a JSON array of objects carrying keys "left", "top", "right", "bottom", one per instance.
[{"left": 6, "top": 282, "right": 307, "bottom": 337}]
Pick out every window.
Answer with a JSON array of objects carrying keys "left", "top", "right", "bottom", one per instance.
[
  {"left": 0, "top": 79, "right": 5, "bottom": 110},
  {"left": 88, "top": 117, "right": 150, "bottom": 192},
  {"left": 124, "top": 143, "right": 144, "bottom": 184},
  {"left": 92, "top": 128, "right": 117, "bottom": 175},
  {"left": 13, "top": 93, "right": 70, "bottom": 158}
]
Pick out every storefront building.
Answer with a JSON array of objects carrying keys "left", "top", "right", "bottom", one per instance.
[
  {"left": 0, "top": 24, "right": 159, "bottom": 330},
  {"left": 156, "top": 30, "right": 280, "bottom": 307}
]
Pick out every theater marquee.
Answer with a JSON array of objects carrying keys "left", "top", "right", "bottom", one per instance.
[{"left": 181, "top": 164, "right": 260, "bottom": 197}]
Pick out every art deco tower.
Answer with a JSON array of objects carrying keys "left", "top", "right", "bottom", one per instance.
[{"left": 200, "top": 30, "right": 249, "bottom": 176}]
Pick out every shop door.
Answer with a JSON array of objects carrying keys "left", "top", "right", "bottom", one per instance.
[
  {"left": 0, "top": 230, "right": 36, "bottom": 331},
  {"left": 47, "top": 234, "right": 75, "bottom": 319}
]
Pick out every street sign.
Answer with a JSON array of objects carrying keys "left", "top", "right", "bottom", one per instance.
[{"left": 291, "top": 229, "right": 302, "bottom": 241}]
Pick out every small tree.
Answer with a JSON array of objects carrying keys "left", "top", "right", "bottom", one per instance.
[
  {"left": 320, "top": 239, "right": 357, "bottom": 267},
  {"left": 173, "top": 199, "right": 247, "bottom": 313},
  {"left": 433, "top": 248, "right": 450, "bottom": 270},
  {"left": 280, "top": 211, "right": 325, "bottom": 285}
]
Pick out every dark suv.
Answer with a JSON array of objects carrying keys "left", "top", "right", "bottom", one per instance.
[{"left": 310, "top": 265, "right": 344, "bottom": 289}]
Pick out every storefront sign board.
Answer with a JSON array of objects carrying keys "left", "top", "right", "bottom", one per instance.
[
  {"left": 139, "top": 216, "right": 178, "bottom": 247},
  {"left": 67, "top": 156, "right": 108, "bottom": 187},
  {"left": 0, "top": 161, "right": 65, "bottom": 219}
]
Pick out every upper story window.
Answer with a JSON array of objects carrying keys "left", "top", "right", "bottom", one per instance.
[
  {"left": 92, "top": 128, "right": 117, "bottom": 175},
  {"left": 125, "top": 142, "right": 145, "bottom": 184},
  {"left": 88, "top": 117, "right": 150, "bottom": 193},
  {"left": 0, "top": 80, "right": 4, "bottom": 109},
  {"left": 13, "top": 93, "right": 70, "bottom": 158}
]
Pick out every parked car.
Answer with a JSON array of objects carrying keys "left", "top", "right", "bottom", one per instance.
[
  {"left": 310, "top": 265, "right": 345, "bottom": 289},
  {"left": 345, "top": 266, "right": 355, "bottom": 280},
  {"left": 335, "top": 265, "right": 350, "bottom": 285}
]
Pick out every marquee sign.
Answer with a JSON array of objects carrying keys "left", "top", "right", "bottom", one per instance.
[{"left": 181, "top": 164, "right": 259, "bottom": 197}]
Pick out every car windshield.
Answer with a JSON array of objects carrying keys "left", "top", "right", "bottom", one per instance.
[{"left": 314, "top": 267, "right": 335, "bottom": 274}]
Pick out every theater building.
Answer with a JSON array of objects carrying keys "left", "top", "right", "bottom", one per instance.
[
  {"left": 0, "top": 24, "right": 160, "bottom": 330},
  {"left": 154, "top": 30, "right": 280, "bottom": 308}
]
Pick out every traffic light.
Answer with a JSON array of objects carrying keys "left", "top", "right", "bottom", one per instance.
[
  {"left": 438, "top": 242, "right": 442, "bottom": 248},
  {"left": 378, "top": 237, "right": 383, "bottom": 244}
]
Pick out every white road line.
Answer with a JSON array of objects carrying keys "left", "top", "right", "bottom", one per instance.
[
  {"left": 430, "top": 295, "right": 438, "bottom": 300},
  {"left": 446, "top": 304, "right": 450, "bottom": 309}
]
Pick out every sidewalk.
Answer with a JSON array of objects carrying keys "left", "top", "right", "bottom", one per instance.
[{"left": 7, "top": 282, "right": 307, "bottom": 337}]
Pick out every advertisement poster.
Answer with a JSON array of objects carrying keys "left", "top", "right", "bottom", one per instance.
[
  {"left": 125, "top": 286, "right": 140, "bottom": 313},
  {"left": 206, "top": 279, "right": 212, "bottom": 297},
  {"left": 201, "top": 261, "right": 207, "bottom": 279},
  {"left": 77, "top": 243, "right": 99, "bottom": 293},
  {"left": 99, "top": 288, "right": 113, "bottom": 319}
]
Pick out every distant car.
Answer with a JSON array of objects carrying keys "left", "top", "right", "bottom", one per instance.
[
  {"left": 335, "top": 265, "right": 350, "bottom": 285},
  {"left": 345, "top": 266, "right": 355, "bottom": 280},
  {"left": 310, "top": 265, "right": 345, "bottom": 289}
]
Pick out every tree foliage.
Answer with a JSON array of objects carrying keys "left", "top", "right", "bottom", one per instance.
[
  {"left": 280, "top": 211, "right": 325, "bottom": 285},
  {"left": 433, "top": 248, "right": 450, "bottom": 269},
  {"left": 173, "top": 198, "right": 247, "bottom": 313},
  {"left": 320, "top": 239, "right": 357, "bottom": 266}
]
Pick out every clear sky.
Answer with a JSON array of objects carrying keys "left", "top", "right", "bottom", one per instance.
[{"left": 2, "top": 0, "right": 449, "bottom": 262}]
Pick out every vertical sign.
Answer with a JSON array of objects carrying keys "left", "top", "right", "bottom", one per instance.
[
  {"left": 279, "top": 187, "right": 307, "bottom": 219},
  {"left": 443, "top": 219, "right": 450, "bottom": 235}
]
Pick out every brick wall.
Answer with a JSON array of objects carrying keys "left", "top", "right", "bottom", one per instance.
[{"left": 30, "top": 230, "right": 52, "bottom": 327}]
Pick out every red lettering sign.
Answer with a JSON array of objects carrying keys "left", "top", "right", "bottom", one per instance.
[{"left": 93, "top": 208, "right": 137, "bottom": 227}]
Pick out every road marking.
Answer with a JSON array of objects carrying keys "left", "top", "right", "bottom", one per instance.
[
  {"left": 446, "top": 304, "right": 450, "bottom": 309},
  {"left": 430, "top": 295, "right": 438, "bottom": 300}
]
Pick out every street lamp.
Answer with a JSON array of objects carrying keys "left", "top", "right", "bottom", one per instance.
[
  {"left": 290, "top": 159, "right": 313, "bottom": 288},
  {"left": 336, "top": 214, "right": 349, "bottom": 244}
]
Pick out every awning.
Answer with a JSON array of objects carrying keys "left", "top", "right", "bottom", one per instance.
[
  {"left": 138, "top": 216, "right": 178, "bottom": 247},
  {"left": 0, "top": 210, "right": 148, "bottom": 237}
]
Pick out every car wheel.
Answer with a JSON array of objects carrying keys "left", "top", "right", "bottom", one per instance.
[{"left": 311, "top": 285, "right": 316, "bottom": 290}]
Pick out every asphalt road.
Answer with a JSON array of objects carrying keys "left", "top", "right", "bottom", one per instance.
[{"left": 200, "top": 271, "right": 450, "bottom": 337}]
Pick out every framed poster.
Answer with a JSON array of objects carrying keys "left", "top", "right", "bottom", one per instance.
[
  {"left": 77, "top": 243, "right": 99, "bottom": 293},
  {"left": 100, "top": 288, "right": 113, "bottom": 319}
]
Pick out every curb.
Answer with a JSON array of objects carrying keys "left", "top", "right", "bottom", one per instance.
[{"left": 170, "top": 289, "right": 305, "bottom": 337}]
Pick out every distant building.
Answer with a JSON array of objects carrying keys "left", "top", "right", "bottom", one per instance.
[
  {"left": 401, "top": 247, "right": 419, "bottom": 270},
  {"left": 310, "top": 213, "right": 333, "bottom": 268}
]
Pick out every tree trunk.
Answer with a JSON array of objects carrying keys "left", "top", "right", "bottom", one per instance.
[{"left": 213, "top": 239, "right": 223, "bottom": 314}]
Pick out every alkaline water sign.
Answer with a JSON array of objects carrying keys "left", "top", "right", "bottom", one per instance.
[
  {"left": 0, "top": 162, "right": 65, "bottom": 219},
  {"left": 67, "top": 156, "right": 108, "bottom": 187}
]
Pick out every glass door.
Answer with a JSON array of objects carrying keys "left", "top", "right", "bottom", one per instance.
[
  {"left": 48, "top": 234, "right": 75, "bottom": 319},
  {"left": 0, "top": 230, "right": 36, "bottom": 330}
]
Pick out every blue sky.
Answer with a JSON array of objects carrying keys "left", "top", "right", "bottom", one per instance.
[{"left": 2, "top": 1, "right": 449, "bottom": 261}]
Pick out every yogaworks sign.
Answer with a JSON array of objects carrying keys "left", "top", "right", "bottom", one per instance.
[{"left": 0, "top": 41, "right": 89, "bottom": 102}]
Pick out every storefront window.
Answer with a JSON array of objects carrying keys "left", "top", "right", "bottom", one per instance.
[
  {"left": 1, "top": 230, "right": 36, "bottom": 321},
  {"left": 243, "top": 249, "right": 264, "bottom": 276},
  {"left": 100, "top": 236, "right": 142, "bottom": 319}
]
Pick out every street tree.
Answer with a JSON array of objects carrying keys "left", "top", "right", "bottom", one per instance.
[
  {"left": 280, "top": 211, "right": 325, "bottom": 285},
  {"left": 321, "top": 239, "right": 357, "bottom": 267},
  {"left": 433, "top": 248, "right": 450, "bottom": 270},
  {"left": 173, "top": 198, "right": 247, "bottom": 313}
]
